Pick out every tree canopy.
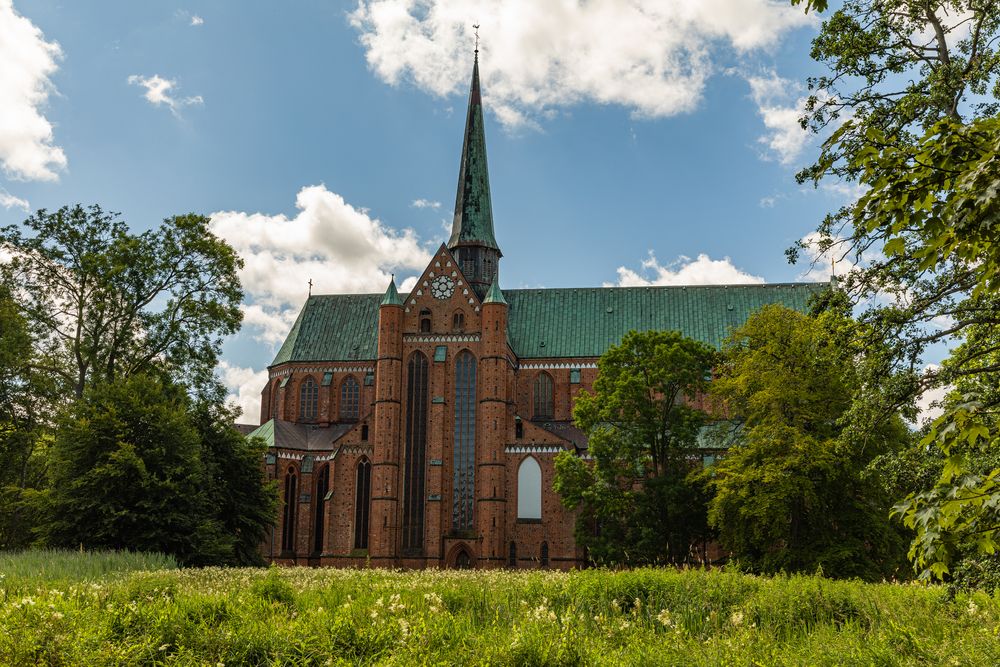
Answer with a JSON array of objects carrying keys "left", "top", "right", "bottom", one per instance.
[
  {"left": 553, "top": 330, "right": 717, "bottom": 565},
  {"left": 708, "top": 304, "right": 909, "bottom": 579}
]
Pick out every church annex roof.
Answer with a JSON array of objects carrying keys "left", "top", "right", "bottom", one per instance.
[{"left": 270, "top": 282, "right": 829, "bottom": 366}]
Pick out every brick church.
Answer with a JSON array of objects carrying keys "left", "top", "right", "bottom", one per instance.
[{"left": 249, "top": 54, "right": 827, "bottom": 569}]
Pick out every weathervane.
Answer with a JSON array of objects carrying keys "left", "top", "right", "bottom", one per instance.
[
  {"left": 308, "top": 278, "right": 313, "bottom": 296},
  {"left": 473, "top": 24, "right": 480, "bottom": 53}
]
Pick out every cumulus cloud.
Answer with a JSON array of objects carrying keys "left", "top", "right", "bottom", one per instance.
[
  {"left": 609, "top": 251, "right": 764, "bottom": 287},
  {"left": 349, "top": 0, "right": 812, "bottom": 128},
  {"left": 127, "top": 74, "right": 203, "bottom": 117},
  {"left": 0, "top": 187, "right": 29, "bottom": 211},
  {"left": 209, "top": 185, "right": 431, "bottom": 345},
  {"left": 411, "top": 198, "right": 441, "bottom": 209},
  {"left": 746, "top": 71, "right": 811, "bottom": 165},
  {"left": 0, "top": 0, "right": 67, "bottom": 181},
  {"left": 217, "top": 361, "right": 269, "bottom": 423}
]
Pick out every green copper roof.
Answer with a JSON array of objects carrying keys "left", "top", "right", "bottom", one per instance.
[
  {"left": 271, "top": 294, "right": 381, "bottom": 364},
  {"left": 246, "top": 419, "right": 275, "bottom": 447},
  {"left": 380, "top": 278, "right": 403, "bottom": 306},
  {"left": 269, "top": 282, "right": 829, "bottom": 365},
  {"left": 484, "top": 275, "right": 507, "bottom": 304},
  {"left": 503, "top": 283, "right": 826, "bottom": 357},
  {"left": 448, "top": 54, "right": 500, "bottom": 254}
]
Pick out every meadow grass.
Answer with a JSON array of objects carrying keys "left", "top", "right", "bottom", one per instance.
[
  {"left": 0, "top": 548, "right": 176, "bottom": 586},
  {"left": 1, "top": 551, "right": 998, "bottom": 665}
]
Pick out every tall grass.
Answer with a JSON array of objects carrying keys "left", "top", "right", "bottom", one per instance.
[
  {"left": 1, "top": 556, "right": 998, "bottom": 665},
  {"left": 0, "top": 548, "right": 176, "bottom": 585}
]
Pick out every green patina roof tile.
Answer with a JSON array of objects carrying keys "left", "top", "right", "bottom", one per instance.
[{"left": 270, "top": 282, "right": 830, "bottom": 366}]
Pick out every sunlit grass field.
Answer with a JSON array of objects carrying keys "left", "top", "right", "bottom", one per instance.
[{"left": 1, "top": 550, "right": 998, "bottom": 665}]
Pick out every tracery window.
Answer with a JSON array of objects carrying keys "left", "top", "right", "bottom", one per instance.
[
  {"left": 281, "top": 467, "right": 298, "bottom": 553},
  {"left": 299, "top": 377, "right": 318, "bottom": 421},
  {"left": 453, "top": 351, "right": 476, "bottom": 531},
  {"left": 354, "top": 458, "right": 371, "bottom": 550},
  {"left": 402, "top": 352, "right": 429, "bottom": 551},
  {"left": 453, "top": 311, "right": 465, "bottom": 331},
  {"left": 533, "top": 372, "right": 554, "bottom": 420},
  {"left": 313, "top": 464, "right": 329, "bottom": 555},
  {"left": 340, "top": 376, "right": 360, "bottom": 421},
  {"left": 517, "top": 456, "right": 542, "bottom": 521}
]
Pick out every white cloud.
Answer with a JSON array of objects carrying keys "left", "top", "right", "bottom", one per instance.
[
  {"left": 609, "top": 250, "right": 765, "bottom": 287},
  {"left": 411, "top": 198, "right": 441, "bottom": 209},
  {"left": 349, "top": 0, "right": 813, "bottom": 128},
  {"left": 0, "top": 0, "right": 66, "bottom": 181},
  {"left": 746, "top": 71, "right": 811, "bottom": 165},
  {"left": 217, "top": 361, "right": 268, "bottom": 423},
  {"left": 915, "top": 363, "right": 950, "bottom": 426},
  {"left": 190, "top": 15, "right": 204, "bottom": 26},
  {"left": 127, "top": 74, "right": 203, "bottom": 117},
  {"left": 209, "top": 185, "right": 432, "bottom": 346},
  {"left": 0, "top": 187, "right": 29, "bottom": 211}
]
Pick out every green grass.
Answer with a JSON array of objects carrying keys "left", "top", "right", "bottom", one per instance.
[
  {"left": 1, "top": 552, "right": 998, "bottom": 665},
  {"left": 0, "top": 548, "right": 177, "bottom": 586}
]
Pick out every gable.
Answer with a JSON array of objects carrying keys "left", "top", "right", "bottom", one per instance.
[{"left": 270, "top": 282, "right": 830, "bottom": 365}]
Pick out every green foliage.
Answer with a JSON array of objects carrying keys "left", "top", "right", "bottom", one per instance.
[
  {"left": 0, "top": 204, "right": 243, "bottom": 399},
  {"left": 554, "top": 330, "right": 717, "bottom": 565},
  {"left": 791, "top": 1, "right": 1000, "bottom": 185},
  {"left": 42, "top": 373, "right": 276, "bottom": 566},
  {"left": 708, "top": 305, "right": 909, "bottom": 579},
  {"left": 1, "top": 560, "right": 998, "bottom": 665}
]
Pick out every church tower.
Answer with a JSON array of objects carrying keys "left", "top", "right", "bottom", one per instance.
[{"left": 448, "top": 50, "right": 502, "bottom": 300}]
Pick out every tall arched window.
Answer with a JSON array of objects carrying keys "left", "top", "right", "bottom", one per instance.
[
  {"left": 453, "top": 311, "right": 465, "bottom": 331},
  {"left": 540, "top": 541, "right": 549, "bottom": 568},
  {"left": 354, "top": 458, "right": 371, "bottom": 550},
  {"left": 281, "top": 467, "right": 298, "bottom": 553},
  {"left": 340, "top": 376, "right": 360, "bottom": 421},
  {"left": 508, "top": 541, "right": 517, "bottom": 568},
  {"left": 419, "top": 309, "right": 432, "bottom": 333},
  {"left": 517, "top": 457, "right": 542, "bottom": 521},
  {"left": 453, "top": 351, "right": 476, "bottom": 531},
  {"left": 313, "top": 464, "right": 329, "bottom": 555},
  {"left": 299, "top": 377, "right": 318, "bottom": 421},
  {"left": 533, "top": 372, "right": 554, "bottom": 420},
  {"left": 402, "top": 352, "right": 429, "bottom": 551}
]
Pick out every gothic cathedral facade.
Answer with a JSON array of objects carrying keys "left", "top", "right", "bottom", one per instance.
[{"left": 250, "top": 55, "right": 827, "bottom": 569}]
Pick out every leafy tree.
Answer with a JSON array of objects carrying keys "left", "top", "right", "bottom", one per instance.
[
  {"left": 0, "top": 286, "right": 55, "bottom": 548},
  {"left": 708, "top": 305, "right": 909, "bottom": 579},
  {"left": 553, "top": 330, "right": 717, "bottom": 565},
  {"left": 0, "top": 204, "right": 243, "bottom": 399},
  {"left": 785, "top": 0, "right": 1000, "bottom": 580},
  {"left": 191, "top": 389, "right": 277, "bottom": 566},
  {"left": 43, "top": 372, "right": 275, "bottom": 565}
]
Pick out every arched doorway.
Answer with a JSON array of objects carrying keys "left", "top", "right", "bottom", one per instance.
[{"left": 446, "top": 543, "right": 475, "bottom": 569}]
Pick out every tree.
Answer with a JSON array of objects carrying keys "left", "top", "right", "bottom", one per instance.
[
  {"left": 190, "top": 389, "right": 277, "bottom": 566},
  {"left": 784, "top": 0, "right": 1000, "bottom": 580},
  {"left": 708, "top": 305, "right": 909, "bottom": 579},
  {"left": 43, "top": 372, "right": 276, "bottom": 565},
  {"left": 0, "top": 284, "right": 60, "bottom": 549},
  {"left": 553, "top": 330, "right": 717, "bottom": 565},
  {"left": 0, "top": 205, "right": 243, "bottom": 399}
]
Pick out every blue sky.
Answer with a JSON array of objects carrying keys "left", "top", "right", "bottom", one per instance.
[{"left": 2, "top": 0, "right": 864, "bottom": 417}]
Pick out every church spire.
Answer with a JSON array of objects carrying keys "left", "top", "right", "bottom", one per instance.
[{"left": 448, "top": 50, "right": 501, "bottom": 255}]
